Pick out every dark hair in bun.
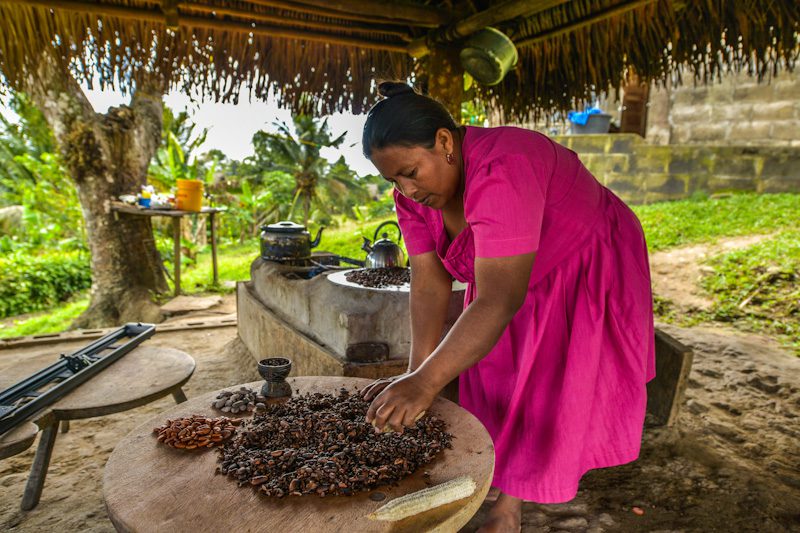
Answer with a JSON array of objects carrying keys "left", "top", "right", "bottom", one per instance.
[
  {"left": 377, "top": 81, "right": 415, "bottom": 98},
  {"left": 362, "top": 80, "right": 457, "bottom": 159}
]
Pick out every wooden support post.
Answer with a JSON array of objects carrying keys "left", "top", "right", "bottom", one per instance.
[
  {"left": 21, "top": 419, "right": 59, "bottom": 510},
  {"left": 172, "top": 388, "right": 188, "bottom": 404},
  {"left": 426, "top": 46, "right": 465, "bottom": 122},
  {"left": 172, "top": 217, "right": 181, "bottom": 296},
  {"left": 210, "top": 212, "right": 219, "bottom": 287}
]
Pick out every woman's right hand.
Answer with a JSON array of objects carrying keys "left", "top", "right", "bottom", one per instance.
[{"left": 361, "top": 372, "right": 410, "bottom": 402}]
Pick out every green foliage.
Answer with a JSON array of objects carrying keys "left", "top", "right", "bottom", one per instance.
[
  {"left": 315, "top": 215, "right": 406, "bottom": 260},
  {"left": 699, "top": 230, "right": 800, "bottom": 354},
  {"left": 215, "top": 170, "right": 297, "bottom": 242},
  {"left": 633, "top": 193, "right": 800, "bottom": 252},
  {"left": 0, "top": 296, "right": 89, "bottom": 339},
  {"left": 0, "top": 93, "right": 85, "bottom": 251},
  {"left": 148, "top": 107, "right": 212, "bottom": 191},
  {"left": 0, "top": 251, "right": 91, "bottom": 318},
  {"left": 179, "top": 241, "right": 258, "bottom": 292},
  {"left": 247, "top": 115, "right": 368, "bottom": 226},
  {"left": 461, "top": 99, "right": 488, "bottom": 126}
]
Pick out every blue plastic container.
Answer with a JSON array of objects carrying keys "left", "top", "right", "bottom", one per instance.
[{"left": 570, "top": 114, "right": 612, "bottom": 134}]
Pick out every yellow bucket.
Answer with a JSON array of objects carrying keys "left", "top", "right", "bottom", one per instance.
[{"left": 176, "top": 179, "right": 203, "bottom": 212}]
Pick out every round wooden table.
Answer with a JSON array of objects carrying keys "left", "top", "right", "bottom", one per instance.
[
  {"left": 3, "top": 345, "right": 196, "bottom": 510},
  {"left": 0, "top": 422, "right": 38, "bottom": 460},
  {"left": 104, "top": 376, "right": 495, "bottom": 533}
]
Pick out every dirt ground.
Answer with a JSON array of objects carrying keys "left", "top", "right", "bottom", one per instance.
[{"left": 2, "top": 242, "right": 800, "bottom": 532}]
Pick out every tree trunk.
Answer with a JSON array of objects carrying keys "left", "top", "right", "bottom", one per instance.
[
  {"left": 24, "top": 54, "right": 168, "bottom": 327},
  {"left": 303, "top": 193, "right": 311, "bottom": 227}
]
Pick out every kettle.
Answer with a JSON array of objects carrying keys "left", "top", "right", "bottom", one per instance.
[
  {"left": 362, "top": 221, "right": 406, "bottom": 269},
  {"left": 260, "top": 221, "right": 324, "bottom": 261}
]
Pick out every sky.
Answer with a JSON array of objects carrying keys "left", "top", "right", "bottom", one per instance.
[{"left": 4, "top": 83, "right": 378, "bottom": 177}]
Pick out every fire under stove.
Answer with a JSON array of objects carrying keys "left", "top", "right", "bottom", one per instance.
[{"left": 237, "top": 252, "right": 466, "bottom": 381}]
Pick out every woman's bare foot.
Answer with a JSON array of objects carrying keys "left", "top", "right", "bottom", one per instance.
[{"left": 476, "top": 492, "right": 522, "bottom": 533}]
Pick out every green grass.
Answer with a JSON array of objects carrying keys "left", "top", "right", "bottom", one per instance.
[
  {"left": 700, "top": 230, "right": 800, "bottom": 354},
  {"left": 313, "top": 215, "right": 402, "bottom": 260},
  {"left": 0, "top": 295, "right": 89, "bottom": 339},
  {"left": 632, "top": 192, "right": 800, "bottom": 252},
  {"left": 175, "top": 215, "right": 401, "bottom": 293},
  {"left": 177, "top": 241, "right": 259, "bottom": 293}
]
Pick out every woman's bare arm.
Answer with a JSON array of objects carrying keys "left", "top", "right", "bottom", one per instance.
[
  {"left": 367, "top": 252, "right": 536, "bottom": 430},
  {"left": 362, "top": 251, "right": 452, "bottom": 402},
  {"left": 407, "top": 251, "right": 454, "bottom": 371},
  {"left": 414, "top": 253, "right": 536, "bottom": 391}
]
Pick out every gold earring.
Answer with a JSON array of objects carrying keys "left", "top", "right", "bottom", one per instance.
[{"left": 446, "top": 153, "right": 454, "bottom": 165}]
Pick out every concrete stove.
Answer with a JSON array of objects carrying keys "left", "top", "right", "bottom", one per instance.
[{"left": 237, "top": 255, "right": 465, "bottom": 380}]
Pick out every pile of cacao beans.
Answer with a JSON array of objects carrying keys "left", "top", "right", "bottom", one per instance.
[{"left": 217, "top": 388, "right": 452, "bottom": 497}]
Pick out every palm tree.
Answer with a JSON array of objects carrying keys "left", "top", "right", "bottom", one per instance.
[{"left": 256, "top": 115, "right": 363, "bottom": 226}]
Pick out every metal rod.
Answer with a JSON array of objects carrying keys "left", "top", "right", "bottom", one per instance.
[{"left": 0, "top": 323, "right": 156, "bottom": 436}]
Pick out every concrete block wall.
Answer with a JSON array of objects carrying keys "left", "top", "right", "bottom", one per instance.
[
  {"left": 648, "top": 70, "right": 800, "bottom": 146},
  {"left": 553, "top": 134, "right": 800, "bottom": 204}
]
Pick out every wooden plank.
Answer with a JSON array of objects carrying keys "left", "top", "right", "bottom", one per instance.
[
  {"left": 103, "top": 376, "right": 494, "bottom": 533},
  {"left": 646, "top": 329, "right": 694, "bottom": 427},
  {"left": 0, "top": 319, "right": 236, "bottom": 351},
  {"left": 109, "top": 201, "right": 225, "bottom": 218},
  {"left": 620, "top": 78, "right": 650, "bottom": 137}
]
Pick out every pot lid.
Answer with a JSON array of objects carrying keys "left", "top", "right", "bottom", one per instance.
[
  {"left": 373, "top": 234, "right": 402, "bottom": 250},
  {"left": 264, "top": 221, "right": 307, "bottom": 234}
]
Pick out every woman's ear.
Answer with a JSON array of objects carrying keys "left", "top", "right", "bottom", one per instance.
[{"left": 435, "top": 127, "right": 454, "bottom": 154}]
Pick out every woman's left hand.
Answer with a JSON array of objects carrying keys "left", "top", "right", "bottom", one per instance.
[{"left": 366, "top": 372, "right": 438, "bottom": 433}]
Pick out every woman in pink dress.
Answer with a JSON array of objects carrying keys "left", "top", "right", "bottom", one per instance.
[{"left": 362, "top": 81, "right": 655, "bottom": 532}]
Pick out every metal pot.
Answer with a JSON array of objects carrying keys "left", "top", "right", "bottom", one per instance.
[
  {"left": 459, "top": 27, "right": 518, "bottom": 86},
  {"left": 362, "top": 221, "right": 405, "bottom": 268},
  {"left": 260, "top": 221, "right": 324, "bottom": 261}
]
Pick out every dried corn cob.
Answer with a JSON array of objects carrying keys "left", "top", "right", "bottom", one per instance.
[{"left": 367, "top": 476, "right": 476, "bottom": 521}]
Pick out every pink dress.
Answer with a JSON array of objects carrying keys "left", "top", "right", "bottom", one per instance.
[{"left": 395, "top": 126, "right": 656, "bottom": 503}]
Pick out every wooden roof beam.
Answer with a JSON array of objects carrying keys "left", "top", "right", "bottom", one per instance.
[
  {"left": 179, "top": 2, "right": 414, "bottom": 40},
  {"left": 245, "top": 0, "right": 449, "bottom": 28},
  {"left": 515, "top": 0, "right": 658, "bottom": 49},
  {"left": 290, "top": 0, "right": 451, "bottom": 25},
  {"left": 6, "top": 0, "right": 409, "bottom": 53},
  {"left": 408, "top": 0, "right": 569, "bottom": 57}
]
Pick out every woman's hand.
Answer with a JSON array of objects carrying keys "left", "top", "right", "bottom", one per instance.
[
  {"left": 361, "top": 373, "right": 408, "bottom": 402},
  {"left": 365, "top": 372, "right": 438, "bottom": 433}
]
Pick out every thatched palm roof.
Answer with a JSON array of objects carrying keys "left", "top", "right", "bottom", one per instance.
[{"left": 0, "top": 0, "right": 798, "bottom": 119}]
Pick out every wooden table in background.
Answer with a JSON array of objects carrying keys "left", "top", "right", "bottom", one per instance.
[
  {"left": 110, "top": 202, "right": 226, "bottom": 295},
  {"left": 0, "top": 346, "right": 195, "bottom": 510},
  {"left": 104, "top": 376, "right": 495, "bottom": 533}
]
